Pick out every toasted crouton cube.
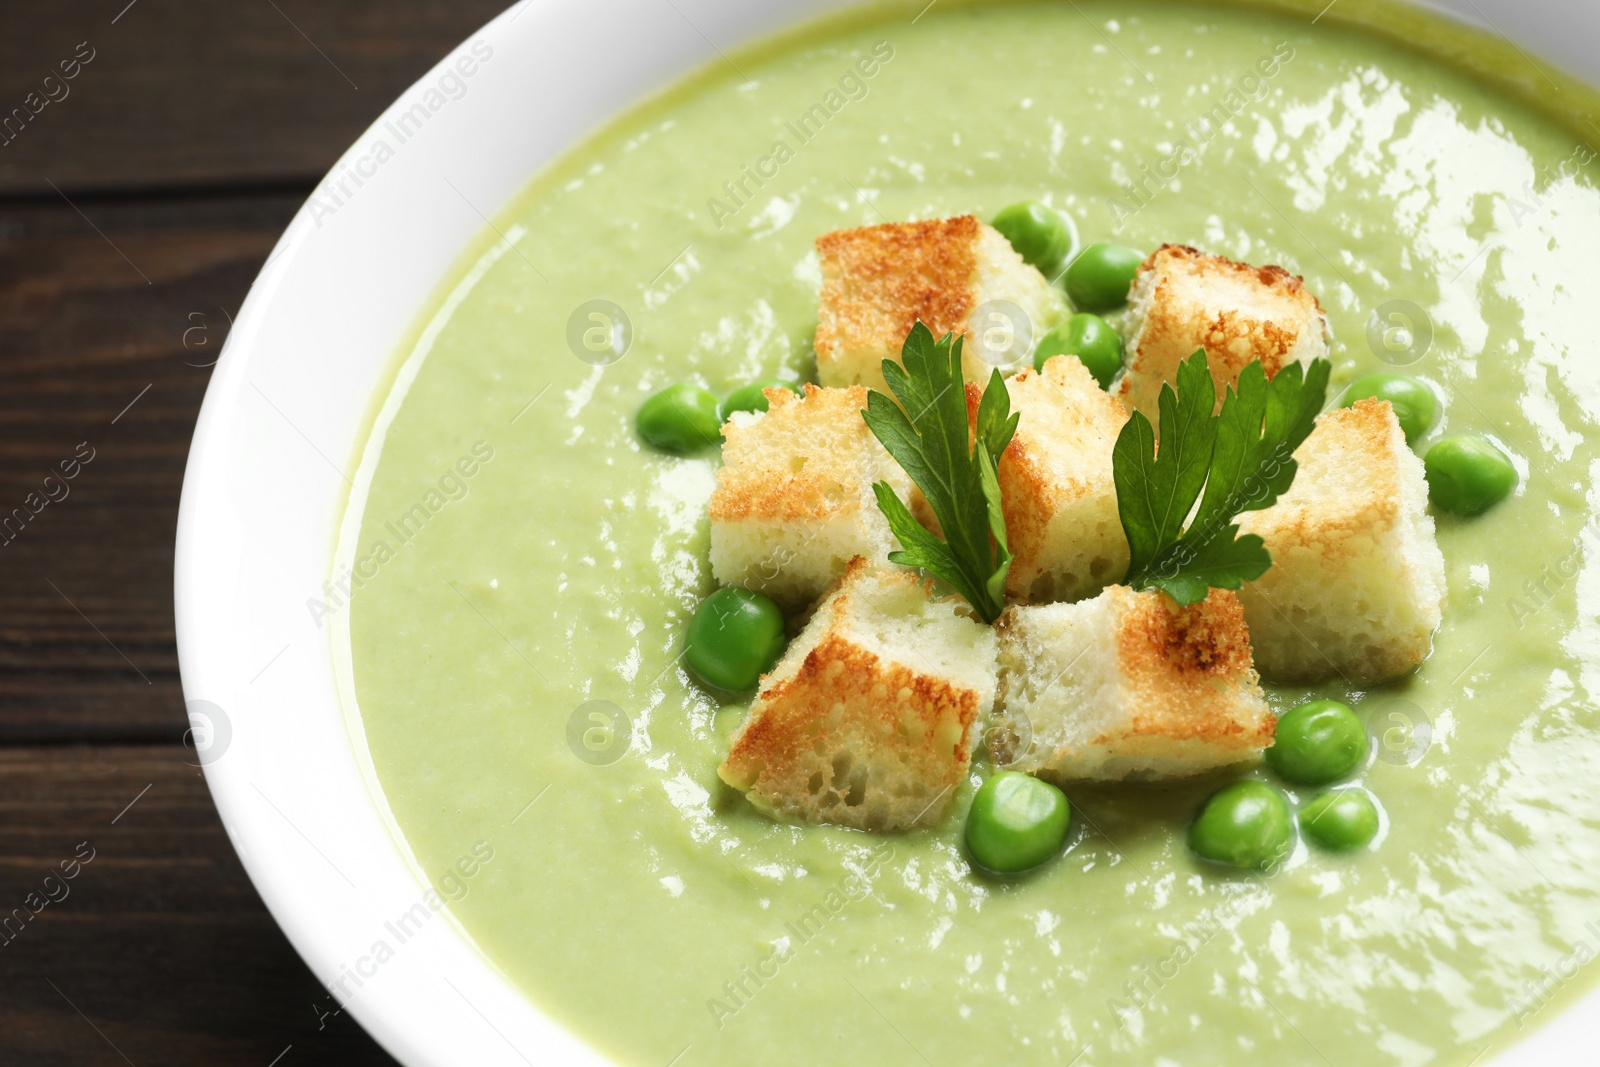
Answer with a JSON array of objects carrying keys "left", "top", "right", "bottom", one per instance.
[
  {"left": 991, "top": 586, "right": 1273, "bottom": 782},
  {"left": 1236, "top": 397, "right": 1446, "bottom": 682},
  {"left": 719, "top": 558, "right": 998, "bottom": 831},
  {"left": 1115, "top": 244, "right": 1331, "bottom": 418},
  {"left": 814, "top": 215, "right": 1066, "bottom": 391},
  {"left": 709, "top": 384, "right": 911, "bottom": 609},
  {"left": 988, "top": 355, "right": 1131, "bottom": 604}
]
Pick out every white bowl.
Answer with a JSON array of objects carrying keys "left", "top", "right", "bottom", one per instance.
[{"left": 174, "top": 1, "right": 1600, "bottom": 1063}]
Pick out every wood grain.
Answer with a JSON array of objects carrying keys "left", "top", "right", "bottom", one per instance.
[
  {"left": 0, "top": 193, "right": 302, "bottom": 740},
  {"left": 0, "top": 3, "right": 530, "bottom": 1060},
  {"left": 0, "top": 744, "right": 396, "bottom": 1064},
  {"left": 0, "top": 0, "right": 513, "bottom": 197}
]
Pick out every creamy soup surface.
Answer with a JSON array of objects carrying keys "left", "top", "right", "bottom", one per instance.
[{"left": 340, "top": 3, "right": 1600, "bottom": 1064}]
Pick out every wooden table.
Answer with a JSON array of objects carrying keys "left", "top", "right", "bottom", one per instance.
[{"left": 0, "top": 3, "right": 511, "bottom": 1062}]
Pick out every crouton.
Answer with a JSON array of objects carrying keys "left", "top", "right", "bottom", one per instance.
[
  {"left": 709, "top": 385, "right": 911, "bottom": 609},
  {"left": 1115, "top": 244, "right": 1331, "bottom": 419},
  {"left": 719, "top": 558, "right": 998, "bottom": 831},
  {"left": 1236, "top": 397, "right": 1446, "bottom": 682},
  {"left": 987, "top": 355, "right": 1130, "bottom": 604},
  {"left": 814, "top": 216, "right": 1066, "bottom": 391},
  {"left": 991, "top": 586, "right": 1273, "bottom": 782}
]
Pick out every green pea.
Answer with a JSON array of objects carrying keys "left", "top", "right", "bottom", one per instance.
[
  {"left": 1188, "top": 780, "right": 1294, "bottom": 870},
  {"left": 1339, "top": 374, "right": 1438, "bottom": 444},
  {"left": 965, "top": 771, "right": 1071, "bottom": 874},
  {"left": 684, "top": 587, "right": 787, "bottom": 693},
  {"left": 636, "top": 383, "right": 722, "bottom": 453},
  {"left": 1035, "top": 312, "right": 1123, "bottom": 387},
  {"left": 719, "top": 379, "right": 804, "bottom": 422},
  {"left": 1266, "top": 699, "right": 1367, "bottom": 785},
  {"left": 991, "top": 201, "right": 1072, "bottom": 273},
  {"left": 1424, "top": 434, "right": 1517, "bottom": 515},
  {"left": 1299, "top": 789, "right": 1380, "bottom": 851},
  {"left": 1063, "top": 242, "right": 1143, "bottom": 312}
]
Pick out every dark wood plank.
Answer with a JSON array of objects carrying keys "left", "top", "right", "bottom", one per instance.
[
  {"left": 0, "top": 743, "right": 397, "bottom": 1065},
  {"left": 0, "top": 193, "right": 302, "bottom": 740},
  {"left": 0, "top": 0, "right": 512, "bottom": 197},
  {"left": 0, "top": 5, "right": 524, "bottom": 1059}
]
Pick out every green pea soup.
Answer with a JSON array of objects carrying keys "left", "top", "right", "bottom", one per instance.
[{"left": 338, "top": 2, "right": 1600, "bottom": 1064}]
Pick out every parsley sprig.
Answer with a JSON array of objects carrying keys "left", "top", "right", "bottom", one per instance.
[
  {"left": 862, "top": 323, "right": 1016, "bottom": 623},
  {"left": 1114, "top": 349, "right": 1331, "bottom": 606}
]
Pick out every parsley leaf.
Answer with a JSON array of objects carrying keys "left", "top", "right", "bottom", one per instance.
[
  {"left": 863, "top": 323, "right": 1017, "bottom": 623},
  {"left": 1114, "top": 349, "right": 1331, "bottom": 606}
]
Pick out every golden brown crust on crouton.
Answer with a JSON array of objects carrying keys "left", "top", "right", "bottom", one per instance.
[
  {"left": 1138, "top": 246, "right": 1317, "bottom": 384},
  {"left": 815, "top": 217, "right": 982, "bottom": 376},
  {"left": 721, "top": 629, "right": 980, "bottom": 803},
  {"left": 1116, "top": 244, "right": 1330, "bottom": 418},
  {"left": 708, "top": 385, "right": 913, "bottom": 609},
  {"left": 1110, "top": 587, "right": 1272, "bottom": 749},
  {"left": 709, "top": 384, "right": 873, "bottom": 523},
  {"left": 1244, "top": 398, "right": 1401, "bottom": 555},
  {"left": 996, "top": 358, "right": 1130, "bottom": 601},
  {"left": 1143, "top": 244, "right": 1323, "bottom": 332},
  {"left": 992, "top": 586, "right": 1273, "bottom": 781},
  {"left": 814, "top": 216, "right": 1066, "bottom": 390},
  {"left": 1237, "top": 397, "right": 1445, "bottom": 682},
  {"left": 719, "top": 559, "right": 996, "bottom": 830}
]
